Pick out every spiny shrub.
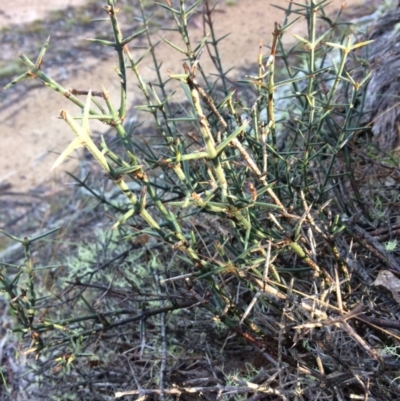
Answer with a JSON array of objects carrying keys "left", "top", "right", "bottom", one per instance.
[{"left": 3, "top": 1, "right": 399, "bottom": 400}]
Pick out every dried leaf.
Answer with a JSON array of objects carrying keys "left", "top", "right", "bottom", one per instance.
[{"left": 372, "top": 270, "right": 400, "bottom": 303}]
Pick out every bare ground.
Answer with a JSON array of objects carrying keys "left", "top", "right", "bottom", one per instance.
[{"left": 0, "top": 0, "right": 376, "bottom": 193}]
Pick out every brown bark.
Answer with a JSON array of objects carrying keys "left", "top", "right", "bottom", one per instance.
[{"left": 355, "top": 9, "right": 400, "bottom": 151}]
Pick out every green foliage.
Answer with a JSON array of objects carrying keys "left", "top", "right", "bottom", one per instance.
[
  {"left": 0, "top": 60, "right": 25, "bottom": 80},
  {"left": 385, "top": 239, "right": 398, "bottom": 252}
]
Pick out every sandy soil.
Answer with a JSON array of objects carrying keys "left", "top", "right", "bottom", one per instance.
[
  {"left": 0, "top": 0, "right": 375, "bottom": 192},
  {"left": 0, "top": 0, "right": 89, "bottom": 27}
]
